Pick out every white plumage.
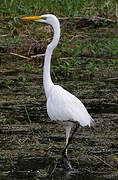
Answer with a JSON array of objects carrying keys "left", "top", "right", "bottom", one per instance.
[
  {"left": 21, "top": 14, "right": 94, "bottom": 156},
  {"left": 47, "top": 85, "right": 92, "bottom": 127}
]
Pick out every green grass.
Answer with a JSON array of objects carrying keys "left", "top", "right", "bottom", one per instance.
[
  {"left": 0, "top": 0, "right": 116, "bottom": 18},
  {"left": 71, "top": 37, "right": 118, "bottom": 58}
]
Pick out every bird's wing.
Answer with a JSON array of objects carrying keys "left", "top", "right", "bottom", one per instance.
[{"left": 47, "top": 85, "right": 93, "bottom": 127}]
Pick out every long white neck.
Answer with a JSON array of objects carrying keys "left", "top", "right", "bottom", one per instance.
[{"left": 43, "top": 19, "right": 60, "bottom": 99}]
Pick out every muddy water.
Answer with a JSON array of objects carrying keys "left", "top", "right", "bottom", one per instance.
[{"left": 0, "top": 35, "right": 118, "bottom": 179}]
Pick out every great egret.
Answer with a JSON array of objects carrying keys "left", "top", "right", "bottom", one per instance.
[{"left": 21, "top": 14, "right": 94, "bottom": 168}]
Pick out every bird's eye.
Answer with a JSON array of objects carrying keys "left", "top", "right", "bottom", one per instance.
[{"left": 42, "top": 17, "right": 47, "bottom": 20}]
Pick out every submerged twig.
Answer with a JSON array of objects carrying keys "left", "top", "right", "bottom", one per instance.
[
  {"left": 106, "top": 77, "right": 118, "bottom": 81},
  {"left": 10, "top": 52, "right": 30, "bottom": 60},
  {"left": 91, "top": 155, "right": 115, "bottom": 169},
  {"left": 59, "top": 16, "right": 116, "bottom": 23},
  {"left": 24, "top": 105, "right": 34, "bottom": 136},
  {"left": 24, "top": 105, "right": 31, "bottom": 123},
  {"left": 31, "top": 54, "right": 45, "bottom": 59}
]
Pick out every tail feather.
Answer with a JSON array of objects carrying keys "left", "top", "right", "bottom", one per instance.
[
  {"left": 90, "top": 118, "right": 96, "bottom": 131},
  {"left": 90, "top": 117, "right": 95, "bottom": 127}
]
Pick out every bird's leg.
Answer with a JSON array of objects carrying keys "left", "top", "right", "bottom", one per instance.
[
  {"left": 65, "top": 126, "right": 71, "bottom": 156},
  {"left": 62, "top": 122, "right": 79, "bottom": 169},
  {"left": 65, "top": 139, "right": 68, "bottom": 156},
  {"left": 62, "top": 123, "right": 79, "bottom": 156}
]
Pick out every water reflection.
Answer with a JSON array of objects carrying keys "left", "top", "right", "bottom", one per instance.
[{"left": 1, "top": 156, "right": 116, "bottom": 180}]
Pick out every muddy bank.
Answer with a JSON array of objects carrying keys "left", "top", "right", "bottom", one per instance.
[{"left": 0, "top": 56, "right": 118, "bottom": 179}]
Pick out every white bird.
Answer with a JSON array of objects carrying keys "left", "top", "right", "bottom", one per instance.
[{"left": 21, "top": 14, "right": 94, "bottom": 165}]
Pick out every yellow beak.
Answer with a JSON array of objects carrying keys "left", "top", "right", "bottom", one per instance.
[{"left": 21, "top": 16, "right": 42, "bottom": 21}]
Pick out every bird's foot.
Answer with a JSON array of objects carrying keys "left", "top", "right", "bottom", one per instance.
[{"left": 62, "top": 153, "right": 73, "bottom": 170}]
